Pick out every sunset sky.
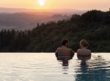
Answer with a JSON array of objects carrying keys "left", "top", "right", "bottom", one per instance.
[{"left": 0, "top": 0, "right": 110, "bottom": 11}]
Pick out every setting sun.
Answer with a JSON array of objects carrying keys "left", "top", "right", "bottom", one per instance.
[{"left": 38, "top": 0, "right": 45, "bottom": 6}]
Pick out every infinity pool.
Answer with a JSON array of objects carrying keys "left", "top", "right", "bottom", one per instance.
[{"left": 0, "top": 53, "right": 110, "bottom": 81}]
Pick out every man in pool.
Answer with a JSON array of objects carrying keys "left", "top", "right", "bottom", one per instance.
[{"left": 55, "top": 39, "right": 74, "bottom": 66}]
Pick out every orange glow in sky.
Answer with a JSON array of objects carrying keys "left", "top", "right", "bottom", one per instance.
[{"left": 0, "top": 0, "right": 110, "bottom": 10}]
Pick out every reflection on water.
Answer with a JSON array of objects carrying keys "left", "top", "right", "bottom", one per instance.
[
  {"left": 75, "top": 54, "right": 110, "bottom": 81},
  {"left": 0, "top": 53, "right": 110, "bottom": 81},
  {"left": 75, "top": 65, "right": 110, "bottom": 81}
]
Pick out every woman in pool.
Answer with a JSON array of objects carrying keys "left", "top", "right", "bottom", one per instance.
[{"left": 77, "top": 39, "right": 91, "bottom": 65}]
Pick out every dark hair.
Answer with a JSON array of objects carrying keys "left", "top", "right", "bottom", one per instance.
[
  {"left": 61, "top": 39, "right": 69, "bottom": 45},
  {"left": 80, "top": 39, "right": 89, "bottom": 47}
]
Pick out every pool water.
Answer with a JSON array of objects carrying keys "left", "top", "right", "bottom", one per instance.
[{"left": 0, "top": 53, "right": 110, "bottom": 81}]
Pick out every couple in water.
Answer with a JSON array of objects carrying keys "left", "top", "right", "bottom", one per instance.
[{"left": 55, "top": 39, "right": 91, "bottom": 66}]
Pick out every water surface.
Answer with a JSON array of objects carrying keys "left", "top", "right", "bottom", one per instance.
[{"left": 0, "top": 53, "right": 110, "bottom": 81}]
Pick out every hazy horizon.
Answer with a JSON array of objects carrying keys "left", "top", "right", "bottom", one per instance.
[{"left": 0, "top": 7, "right": 87, "bottom": 16}]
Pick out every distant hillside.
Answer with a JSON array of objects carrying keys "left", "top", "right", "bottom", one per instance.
[
  {"left": 0, "top": 13, "right": 70, "bottom": 30},
  {"left": 0, "top": 10, "right": 110, "bottom": 52},
  {"left": 0, "top": 8, "right": 86, "bottom": 30}
]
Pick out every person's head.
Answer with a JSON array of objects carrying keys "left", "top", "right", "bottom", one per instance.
[
  {"left": 61, "top": 39, "right": 69, "bottom": 47},
  {"left": 80, "top": 39, "right": 89, "bottom": 48}
]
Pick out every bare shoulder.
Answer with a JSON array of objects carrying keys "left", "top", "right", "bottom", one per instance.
[
  {"left": 87, "top": 49, "right": 91, "bottom": 52},
  {"left": 68, "top": 48, "right": 74, "bottom": 53},
  {"left": 77, "top": 49, "right": 81, "bottom": 52},
  {"left": 57, "top": 47, "right": 62, "bottom": 50},
  {"left": 56, "top": 47, "right": 61, "bottom": 52},
  {"left": 68, "top": 48, "right": 73, "bottom": 51}
]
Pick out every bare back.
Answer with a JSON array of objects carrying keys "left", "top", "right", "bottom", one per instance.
[
  {"left": 56, "top": 46, "right": 74, "bottom": 56},
  {"left": 77, "top": 48, "right": 91, "bottom": 56}
]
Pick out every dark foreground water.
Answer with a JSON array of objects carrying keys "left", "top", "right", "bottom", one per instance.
[{"left": 0, "top": 53, "right": 110, "bottom": 81}]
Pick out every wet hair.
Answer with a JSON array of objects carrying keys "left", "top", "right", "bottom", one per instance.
[
  {"left": 80, "top": 39, "right": 89, "bottom": 47},
  {"left": 61, "top": 39, "right": 69, "bottom": 45}
]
